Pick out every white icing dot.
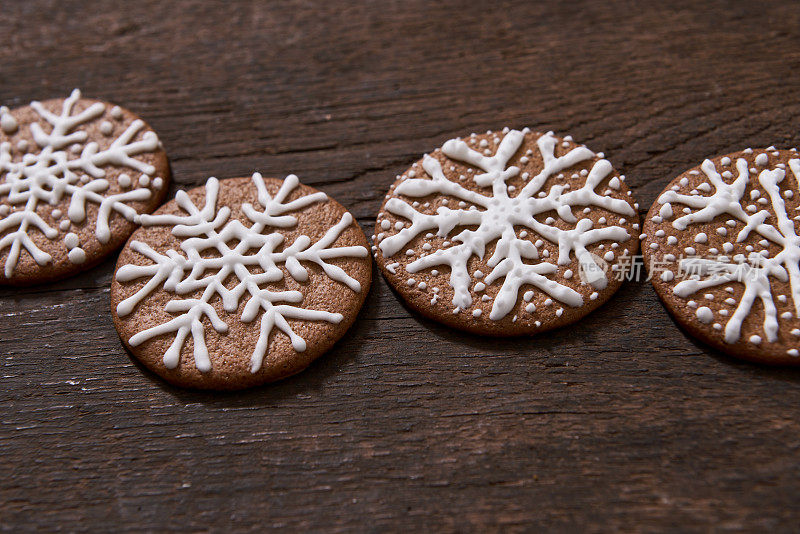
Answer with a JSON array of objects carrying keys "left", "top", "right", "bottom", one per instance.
[
  {"left": 556, "top": 308, "right": 564, "bottom": 317},
  {"left": 59, "top": 220, "right": 70, "bottom": 231},
  {"left": 0, "top": 106, "right": 17, "bottom": 133},
  {"left": 694, "top": 233, "right": 708, "bottom": 243},
  {"left": 100, "top": 121, "right": 114, "bottom": 136},
  {"left": 407, "top": 278, "right": 416, "bottom": 286},
  {"left": 696, "top": 306, "right": 713, "bottom": 324},
  {"left": 563, "top": 269, "right": 573, "bottom": 279},
  {"left": 381, "top": 220, "right": 390, "bottom": 230},
  {"left": 589, "top": 292, "right": 598, "bottom": 300},
  {"left": 749, "top": 335, "right": 762, "bottom": 345},
  {"left": 64, "top": 232, "right": 80, "bottom": 249},
  {"left": 788, "top": 349, "right": 799, "bottom": 357},
  {"left": 118, "top": 173, "right": 132, "bottom": 188},
  {"left": 431, "top": 270, "right": 439, "bottom": 276},
  {"left": 524, "top": 291, "right": 534, "bottom": 302},
  {"left": 525, "top": 303, "right": 536, "bottom": 313},
  {"left": 68, "top": 247, "right": 86, "bottom": 264},
  {"left": 474, "top": 282, "right": 486, "bottom": 292},
  {"left": 152, "top": 177, "right": 163, "bottom": 189},
  {"left": 472, "top": 309, "right": 482, "bottom": 318},
  {"left": 418, "top": 282, "right": 427, "bottom": 290},
  {"left": 755, "top": 153, "right": 769, "bottom": 167},
  {"left": 111, "top": 106, "right": 123, "bottom": 120},
  {"left": 661, "top": 271, "right": 674, "bottom": 282},
  {"left": 138, "top": 175, "right": 150, "bottom": 187}
]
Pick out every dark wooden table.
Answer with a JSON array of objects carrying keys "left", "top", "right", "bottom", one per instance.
[{"left": 3, "top": 1, "right": 800, "bottom": 531}]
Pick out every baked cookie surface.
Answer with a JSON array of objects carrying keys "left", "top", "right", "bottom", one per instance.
[
  {"left": 111, "top": 174, "right": 371, "bottom": 389},
  {"left": 0, "top": 89, "right": 170, "bottom": 283},
  {"left": 644, "top": 147, "right": 800, "bottom": 365},
  {"left": 373, "top": 128, "right": 640, "bottom": 335}
]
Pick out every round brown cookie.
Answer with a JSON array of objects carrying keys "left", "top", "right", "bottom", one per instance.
[
  {"left": 643, "top": 147, "right": 800, "bottom": 365},
  {"left": 110, "top": 173, "right": 371, "bottom": 390},
  {"left": 0, "top": 88, "right": 170, "bottom": 284},
  {"left": 372, "top": 128, "right": 640, "bottom": 335}
]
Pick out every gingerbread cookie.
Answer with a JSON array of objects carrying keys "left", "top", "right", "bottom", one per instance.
[
  {"left": 644, "top": 147, "right": 800, "bottom": 365},
  {"left": 373, "top": 128, "right": 640, "bottom": 335},
  {"left": 0, "top": 89, "right": 170, "bottom": 284},
  {"left": 110, "top": 173, "right": 371, "bottom": 389}
]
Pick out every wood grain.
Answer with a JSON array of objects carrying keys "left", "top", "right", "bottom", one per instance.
[{"left": 2, "top": 0, "right": 800, "bottom": 531}]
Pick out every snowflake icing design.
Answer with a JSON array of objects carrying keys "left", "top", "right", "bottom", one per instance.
[
  {"left": 0, "top": 89, "right": 161, "bottom": 276},
  {"left": 115, "top": 173, "right": 368, "bottom": 373},
  {"left": 377, "top": 128, "right": 637, "bottom": 320},
  {"left": 655, "top": 155, "right": 800, "bottom": 351}
]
